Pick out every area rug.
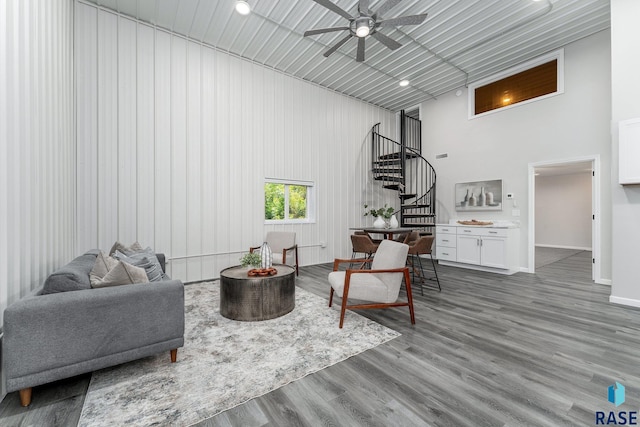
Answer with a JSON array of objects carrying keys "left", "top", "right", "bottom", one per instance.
[{"left": 78, "top": 282, "right": 400, "bottom": 426}]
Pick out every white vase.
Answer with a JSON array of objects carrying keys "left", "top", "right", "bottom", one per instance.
[
  {"left": 389, "top": 214, "right": 399, "bottom": 228},
  {"left": 373, "top": 216, "right": 386, "bottom": 229}
]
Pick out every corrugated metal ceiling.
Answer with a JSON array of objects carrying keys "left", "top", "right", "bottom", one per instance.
[{"left": 81, "top": 0, "right": 610, "bottom": 111}]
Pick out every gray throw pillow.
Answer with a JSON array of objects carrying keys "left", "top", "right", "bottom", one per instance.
[
  {"left": 109, "top": 241, "right": 144, "bottom": 256},
  {"left": 114, "top": 249, "right": 169, "bottom": 282},
  {"left": 89, "top": 251, "right": 118, "bottom": 283},
  {"left": 91, "top": 261, "right": 149, "bottom": 288}
]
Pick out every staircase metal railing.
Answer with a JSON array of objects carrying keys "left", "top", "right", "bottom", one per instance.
[{"left": 371, "top": 123, "right": 436, "bottom": 230}]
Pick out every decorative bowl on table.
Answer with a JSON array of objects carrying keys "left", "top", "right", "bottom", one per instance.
[{"left": 247, "top": 267, "right": 278, "bottom": 277}]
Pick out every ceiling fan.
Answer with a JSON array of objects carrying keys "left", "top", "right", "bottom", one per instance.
[{"left": 304, "top": 0, "right": 428, "bottom": 62}]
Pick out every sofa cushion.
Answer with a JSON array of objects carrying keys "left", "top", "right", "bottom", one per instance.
[
  {"left": 89, "top": 251, "right": 118, "bottom": 283},
  {"left": 109, "top": 241, "right": 144, "bottom": 256},
  {"left": 114, "top": 249, "right": 169, "bottom": 282},
  {"left": 91, "top": 261, "right": 149, "bottom": 288},
  {"left": 41, "top": 252, "right": 99, "bottom": 294}
]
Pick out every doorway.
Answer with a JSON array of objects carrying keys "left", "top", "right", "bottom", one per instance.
[{"left": 528, "top": 156, "right": 600, "bottom": 281}]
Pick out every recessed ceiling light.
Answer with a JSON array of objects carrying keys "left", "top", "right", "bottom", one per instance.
[
  {"left": 235, "top": 1, "right": 251, "bottom": 15},
  {"left": 399, "top": 80, "right": 410, "bottom": 87}
]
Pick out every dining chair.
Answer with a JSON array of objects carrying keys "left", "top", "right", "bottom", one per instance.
[
  {"left": 350, "top": 234, "right": 379, "bottom": 269},
  {"left": 406, "top": 235, "right": 440, "bottom": 294},
  {"left": 328, "top": 240, "right": 414, "bottom": 328}
]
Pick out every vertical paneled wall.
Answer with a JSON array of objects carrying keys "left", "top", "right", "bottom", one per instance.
[
  {"left": 75, "top": 4, "right": 396, "bottom": 283},
  {"left": 0, "top": 0, "right": 75, "bottom": 327}
]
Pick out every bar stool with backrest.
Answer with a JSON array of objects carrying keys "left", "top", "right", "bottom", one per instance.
[{"left": 407, "top": 235, "right": 440, "bottom": 294}]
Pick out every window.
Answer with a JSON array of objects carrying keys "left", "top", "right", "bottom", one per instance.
[
  {"left": 264, "top": 179, "right": 315, "bottom": 223},
  {"left": 469, "top": 49, "right": 564, "bottom": 119}
]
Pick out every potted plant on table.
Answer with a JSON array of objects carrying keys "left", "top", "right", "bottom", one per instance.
[
  {"left": 364, "top": 204, "right": 395, "bottom": 229},
  {"left": 239, "top": 252, "right": 262, "bottom": 269}
]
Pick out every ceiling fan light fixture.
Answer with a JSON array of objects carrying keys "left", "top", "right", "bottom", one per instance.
[
  {"left": 355, "top": 17, "right": 372, "bottom": 37},
  {"left": 235, "top": 1, "right": 251, "bottom": 15},
  {"left": 399, "top": 79, "right": 410, "bottom": 87}
]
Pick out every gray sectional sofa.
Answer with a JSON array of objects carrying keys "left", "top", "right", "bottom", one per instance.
[{"left": 2, "top": 250, "right": 185, "bottom": 406}]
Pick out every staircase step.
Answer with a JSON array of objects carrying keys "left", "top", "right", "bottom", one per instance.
[
  {"left": 401, "top": 223, "right": 436, "bottom": 228},
  {"left": 374, "top": 175, "right": 403, "bottom": 183},
  {"left": 399, "top": 193, "right": 417, "bottom": 200},
  {"left": 372, "top": 167, "right": 403, "bottom": 174},
  {"left": 383, "top": 184, "right": 400, "bottom": 190},
  {"left": 373, "top": 159, "right": 402, "bottom": 166},
  {"left": 378, "top": 152, "right": 420, "bottom": 160},
  {"left": 402, "top": 213, "right": 436, "bottom": 219},
  {"left": 401, "top": 204, "right": 430, "bottom": 209}
]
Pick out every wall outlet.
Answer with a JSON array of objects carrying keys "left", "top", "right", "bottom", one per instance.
[{"left": 506, "top": 193, "right": 514, "bottom": 199}]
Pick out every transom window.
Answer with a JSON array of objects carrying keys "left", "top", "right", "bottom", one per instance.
[{"left": 469, "top": 49, "right": 564, "bottom": 119}]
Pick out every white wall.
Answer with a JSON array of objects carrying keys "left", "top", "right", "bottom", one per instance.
[
  {"left": 610, "top": 0, "right": 640, "bottom": 306},
  {"left": 535, "top": 173, "right": 592, "bottom": 250},
  {"left": 0, "top": 0, "right": 75, "bottom": 327},
  {"left": 74, "top": 3, "right": 396, "bottom": 283},
  {"left": 421, "top": 30, "right": 612, "bottom": 281}
]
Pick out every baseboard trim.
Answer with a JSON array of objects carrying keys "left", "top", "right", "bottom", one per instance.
[
  {"left": 535, "top": 244, "right": 592, "bottom": 251},
  {"left": 596, "top": 278, "right": 612, "bottom": 286},
  {"left": 609, "top": 295, "right": 640, "bottom": 308}
]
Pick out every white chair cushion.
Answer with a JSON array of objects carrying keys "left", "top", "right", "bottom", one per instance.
[
  {"left": 328, "top": 271, "right": 394, "bottom": 303},
  {"left": 272, "top": 253, "right": 284, "bottom": 264},
  {"left": 265, "top": 231, "right": 295, "bottom": 253}
]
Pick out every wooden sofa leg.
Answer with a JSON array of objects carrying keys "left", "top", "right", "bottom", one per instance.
[
  {"left": 170, "top": 349, "right": 178, "bottom": 363},
  {"left": 19, "top": 388, "right": 32, "bottom": 407}
]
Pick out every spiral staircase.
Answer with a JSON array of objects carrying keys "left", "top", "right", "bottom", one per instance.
[{"left": 371, "top": 112, "right": 436, "bottom": 233}]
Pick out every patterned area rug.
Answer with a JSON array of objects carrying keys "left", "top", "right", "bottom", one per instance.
[{"left": 78, "top": 282, "right": 400, "bottom": 426}]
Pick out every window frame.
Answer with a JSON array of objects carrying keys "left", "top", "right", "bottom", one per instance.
[
  {"left": 264, "top": 178, "right": 316, "bottom": 225},
  {"left": 468, "top": 49, "right": 565, "bottom": 120}
]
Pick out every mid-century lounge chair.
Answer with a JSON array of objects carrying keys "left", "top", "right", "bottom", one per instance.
[
  {"left": 251, "top": 231, "right": 299, "bottom": 275},
  {"left": 328, "top": 239, "right": 414, "bottom": 328}
]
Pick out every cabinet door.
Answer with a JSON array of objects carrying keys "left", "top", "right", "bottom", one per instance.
[
  {"left": 457, "top": 235, "right": 481, "bottom": 265},
  {"left": 480, "top": 236, "right": 508, "bottom": 269}
]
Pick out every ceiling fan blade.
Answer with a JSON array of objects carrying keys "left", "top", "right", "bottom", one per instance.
[
  {"left": 312, "top": 0, "right": 354, "bottom": 21},
  {"left": 378, "top": 13, "right": 428, "bottom": 27},
  {"left": 371, "top": 31, "right": 402, "bottom": 50},
  {"left": 323, "top": 34, "right": 353, "bottom": 58},
  {"left": 373, "top": 0, "right": 402, "bottom": 19},
  {"left": 356, "top": 37, "right": 366, "bottom": 62},
  {"left": 304, "top": 26, "right": 350, "bottom": 37},
  {"left": 359, "top": 0, "right": 370, "bottom": 14}
]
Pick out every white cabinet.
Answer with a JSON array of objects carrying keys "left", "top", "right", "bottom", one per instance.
[
  {"left": 435, "top": 226, "right": 457, "bottom": 261},
  {"left": 456, "top": 234, "right": 481, "bottom": 264},
  {"left": 436, "top": 224, "right": 519, "bottom": 275}
]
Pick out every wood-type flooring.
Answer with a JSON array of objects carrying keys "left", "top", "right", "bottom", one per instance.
[{"left": 2, "top": 251, "right": 638, "bottom": 426}]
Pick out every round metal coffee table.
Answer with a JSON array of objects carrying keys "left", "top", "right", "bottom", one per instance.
[{"left": 219, "top": 264, "right": 295, "bottom": 321}]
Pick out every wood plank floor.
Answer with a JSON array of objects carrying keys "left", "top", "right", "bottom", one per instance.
[{"left": 3, "top": 252, "right": 639, "bottom": 426}]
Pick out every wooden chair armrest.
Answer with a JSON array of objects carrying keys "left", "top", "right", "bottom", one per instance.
[
  {"left": 346, "top": 267, "right": 409, "bottom": 275},
  {"left": 284, "top": 244, "right": 297, "bottom": 252},
  {"left": 332, "top": 258, "right": 373, "bottom": 271},
  {"left": 249, "top": 246, "right": 261, "bottom": 253}
]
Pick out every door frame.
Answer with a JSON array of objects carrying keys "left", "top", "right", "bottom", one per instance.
[{"left": 527, "top": 155, "right": 600, "bottom": 281}]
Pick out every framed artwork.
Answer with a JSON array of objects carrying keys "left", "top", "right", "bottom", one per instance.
[{"left": 455, "top": 179, "right": 503, "bottom": 211}]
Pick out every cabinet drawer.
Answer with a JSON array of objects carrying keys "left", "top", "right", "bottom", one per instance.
[
  {"left": 458, "top": 227, "right": 508, "bottom": 237},
  {"left": 436, "top": 247, "right": 456, "bottom": 261},
  {"left": 436, "top": 225, "right": 456, "bottom": 234},
  {"left": 436, "top": 234, "right": 456, "bottom": 248}
]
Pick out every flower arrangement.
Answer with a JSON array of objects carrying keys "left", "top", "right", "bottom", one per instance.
[
  {"left": 239, "top": 252, "right": 262, "bottom": 268},
  {"left": 363, "top": 204, "right": 394, "bottom": 220}
]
